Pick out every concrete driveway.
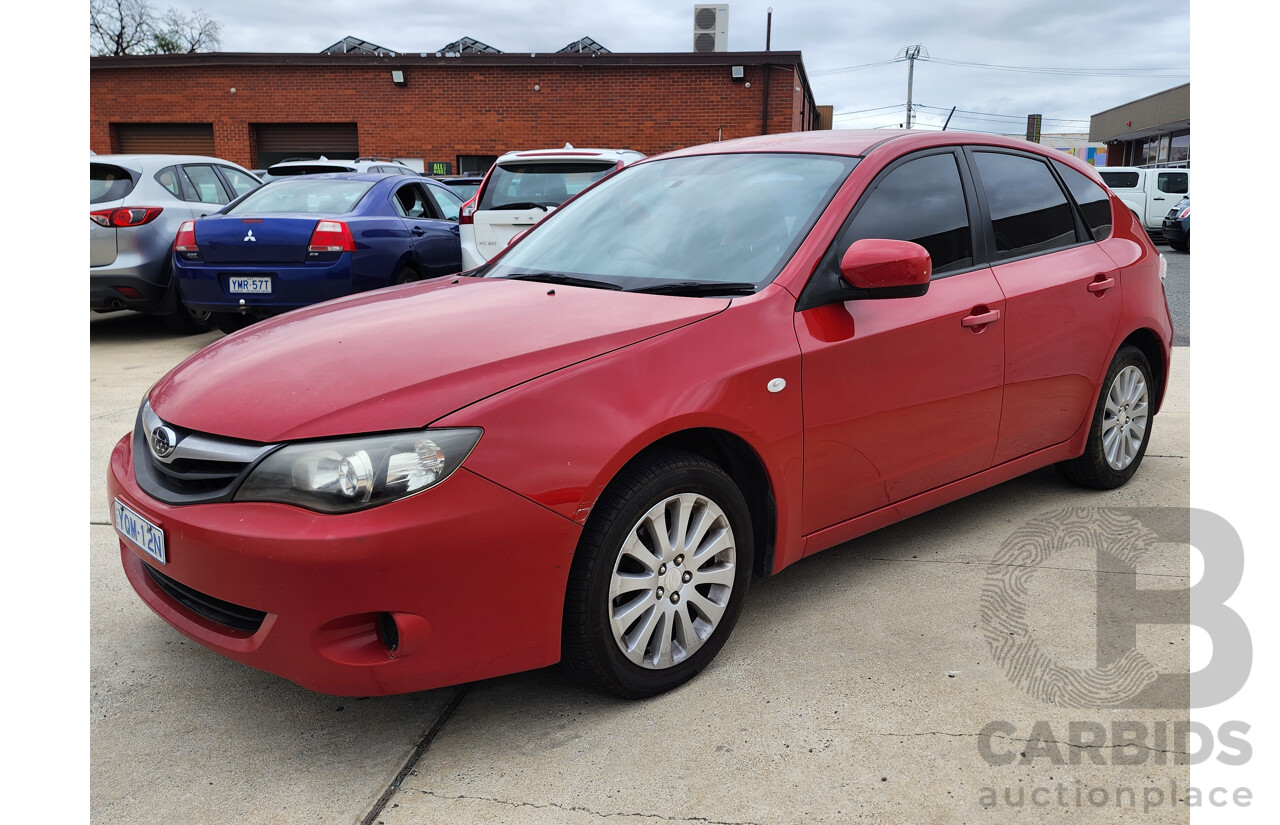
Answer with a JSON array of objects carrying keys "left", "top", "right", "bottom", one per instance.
[{"left": 91, "top": 311, "right": 1190, "bottom": 825}]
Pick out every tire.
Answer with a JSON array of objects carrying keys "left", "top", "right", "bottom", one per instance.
[
  {"left": 161, "top": 301, "right": 214, "bottom": 335},
  {"left": 1168, "top": 236, "right": 1188, "bottom": 253},
  {"left": 394, "top": 265, "right": 421, "bottom": 285},
  {"left": 212, "top": 312, "right": 254, "bottom": 334},
  {"left": 562, "top": 449, "right": 754, "bottom": 698},
  {"left": 1056, "top": 345, "right": 1154, "bottom": 489}
]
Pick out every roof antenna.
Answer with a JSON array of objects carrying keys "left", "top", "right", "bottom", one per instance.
[{"left": 941, "top": 106, "right": 956, "bottom": 131}]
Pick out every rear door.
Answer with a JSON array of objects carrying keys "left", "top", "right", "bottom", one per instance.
[
  {"left": 471, "top": 160, "right": 617, "bottom": 260},
  {"left": 965, "top": 149, "right": 1123, "bottom": 464},
  {"left": 392, "top": 181, "right": 462, "bottom": 278}
]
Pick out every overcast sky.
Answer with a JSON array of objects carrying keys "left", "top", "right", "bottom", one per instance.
[{"left": 156, "top": 0, "right": 1190, "bottom": 136}]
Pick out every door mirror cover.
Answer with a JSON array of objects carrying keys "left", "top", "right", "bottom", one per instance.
[{"left": 839, "top": 239, "right": 932, "bottom": 296}]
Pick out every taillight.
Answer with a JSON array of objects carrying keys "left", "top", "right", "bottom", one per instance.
[
  {"left": 174, "top": 221, "right": 198, "bottom": 255},
  {"left": 89, "top": 206, "right": 164, "bottom": 227},
  {"left": 1178, "top": 206, "right": 1190, "bottom": 219},
  {"left": 309, "top": 220, "right": 355, "bottom": 253},
  {"left": 459, "top": 196, "right": 477, "bottom": 225}
]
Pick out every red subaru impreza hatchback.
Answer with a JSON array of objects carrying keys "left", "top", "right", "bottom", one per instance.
[{"left": 109, "top": 130, "right": 1173, "bottom": 699}]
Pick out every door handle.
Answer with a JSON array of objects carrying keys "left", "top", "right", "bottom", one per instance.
[
  {"left": 961, "top": 307, "right": 1000, "bottom": 328},
  {"left": 411, "top": 226, "right": 426, "bottom": 236},
  {"left": 1088, "top": 275, "right": 1116, "bottom": 294}
]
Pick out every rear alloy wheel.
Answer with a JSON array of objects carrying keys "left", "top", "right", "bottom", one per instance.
[
  {"left": 161, "top": 302, "right": 214, "bottom": 335},
  {"left": 562, "top": 449, "right": 753, "bottom": 698},
  {"left": 1057, "top": 345, "right": 1154, "bottom": 489}
]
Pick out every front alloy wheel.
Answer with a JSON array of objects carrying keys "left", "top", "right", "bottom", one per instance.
[
  {"left": 608, "top": 492, "right": 738, "bottom": 670},
  {"left": 563, "top": 449, "right": 753, "bottom": 698}
]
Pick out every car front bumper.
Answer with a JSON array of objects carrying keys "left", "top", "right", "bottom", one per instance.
[{"left": 108, "top": 433, "right": 581, "bottom": 696}]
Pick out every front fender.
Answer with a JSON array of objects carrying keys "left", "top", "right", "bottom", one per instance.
[{"left": 432, "top": 287, "right": 808, "bottom": 571}]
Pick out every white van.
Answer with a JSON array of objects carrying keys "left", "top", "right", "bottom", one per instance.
[{"left": 1096, "top": 167, "right": 1190, "bottom": 233}]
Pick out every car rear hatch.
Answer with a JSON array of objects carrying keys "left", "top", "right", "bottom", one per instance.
[
  {"left": 472, "top": 158, "right": 619, "bottom": 259},
  {"left": 89, "top": 162, "right": 139, "bottom": 267},
  {"left": 194, "top": 216, "right": 317, "bottom": 264}
]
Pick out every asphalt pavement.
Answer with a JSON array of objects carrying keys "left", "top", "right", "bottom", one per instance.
[{"left": 90, "top": 267, "right": 1193, "bottom": 824}]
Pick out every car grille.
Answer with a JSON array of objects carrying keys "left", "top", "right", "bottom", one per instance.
[
  {"left": 133, "top": 401, "right": 275, "bottom": 505},
  {"left": 143, "top": 563, "right": 267, "bottom": 633}
]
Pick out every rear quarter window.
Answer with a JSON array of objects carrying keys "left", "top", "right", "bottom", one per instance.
[
  {"left": 1054, "top": 161, "right": 1113, "bottom": 242},
  {"left": 90, "top": 164, "right": 136, "bottom": 203}
]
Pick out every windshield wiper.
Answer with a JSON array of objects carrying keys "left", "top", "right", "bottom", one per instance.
[
  {"left": 506, "top": 273, "right": 623, "bottom": 290},
  {"left": 491, "top": 202, "right": 550, "bottom": 211},
  {"left": 627, "top": 281, "right": 758, "bottom": 296}
]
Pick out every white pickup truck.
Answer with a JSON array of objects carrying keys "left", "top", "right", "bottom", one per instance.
[{"left": 1096, "top": 167, "right": 1190, "bottom": 234}]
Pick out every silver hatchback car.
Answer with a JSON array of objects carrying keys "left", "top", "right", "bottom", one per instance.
[{"left": 90, "top": 155, "right": 262, "bottom": 333}]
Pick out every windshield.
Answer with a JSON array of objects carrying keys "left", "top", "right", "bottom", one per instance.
[
  {"left": 226, "top": 178, "right": 375, "bottom": 214},
  {"left": 479, "top": 161, "right": 618, "bottom": 209},
  {"left": 485, "top": 153, "right": 856, "bottom": 290}
]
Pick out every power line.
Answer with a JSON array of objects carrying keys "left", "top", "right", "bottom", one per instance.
[
  {"left": 924, "top": 56, "right": 1188, "bottom": 79},
  {"left": 914, "top": 104, "right": 1088, "bottom": 125},
  {"left": 809, "top": 58, "right": 902, "bottom": 76}
]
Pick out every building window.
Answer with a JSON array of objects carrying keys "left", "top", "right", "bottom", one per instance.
[{"left": 1169, "top": 132, "right": 1190, "bottom": 165}]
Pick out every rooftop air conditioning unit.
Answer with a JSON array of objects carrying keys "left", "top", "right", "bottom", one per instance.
[{"left": 693, "top": 4, "right": 729, "bottom": 52}]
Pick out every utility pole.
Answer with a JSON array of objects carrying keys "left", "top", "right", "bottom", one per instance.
[{"left": 898, "top": 45, "right": 926, "bottom": 129}]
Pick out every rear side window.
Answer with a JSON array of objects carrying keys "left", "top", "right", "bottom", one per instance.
[
  {"left": 973, "top": 152, "right": 1077, "bottom": 260},
  {"left": 1054, "top": 161, "right": 1113, "bottom": 241},
  {"left": 182, "top": 164, "right": 231, "bottom": 204},
  {"left": 1157, "top": 172, "right": 1189, "bottom": 195},
  {"left": 1099, "top": 170, "right": 1140, "bottom": 189},
  {"left": 838, "top": 152, "right": 973, "bottom": 275},
  {"left": 479, "top": 162, "right": 616, "bottom": 209},
  {"left": 90, "top": 163, "right": 135, "bottom": 203}
]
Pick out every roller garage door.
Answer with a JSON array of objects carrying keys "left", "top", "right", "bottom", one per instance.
[
  {"left": 116, "top": 123, "right": 215, "bottom": 155},
  {"left": 253, "top": 123, "right": 360, "bottom": 167}
]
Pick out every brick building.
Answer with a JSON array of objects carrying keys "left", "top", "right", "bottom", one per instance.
[{"left": 89, "top": 50, "right": 827, "bottom": 173}]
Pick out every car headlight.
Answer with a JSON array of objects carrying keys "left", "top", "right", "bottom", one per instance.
[{"left": 236, "top": 428, "right": 482, "bottom": 513}]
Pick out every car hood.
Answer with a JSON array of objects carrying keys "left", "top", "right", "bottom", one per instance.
[{"left": 148, "top": 277, "right": 727, "bottom": 442}]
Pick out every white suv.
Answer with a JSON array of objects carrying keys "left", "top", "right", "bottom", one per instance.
[
  {"left": 459, "top": 146, "right": 644, "bottom": 271},
  {"left": 262, "top": 156, "right": 419, "bottom": 181}
]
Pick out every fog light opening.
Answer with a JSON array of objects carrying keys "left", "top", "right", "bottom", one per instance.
[{"left": 377, "top": 612, "right": 400, "bottom": 654}]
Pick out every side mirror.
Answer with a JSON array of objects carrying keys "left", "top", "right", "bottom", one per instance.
[{"left": 839, "top": 238, "right": 931, "bottom": 298}]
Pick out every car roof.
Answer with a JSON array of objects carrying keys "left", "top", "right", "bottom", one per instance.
[
  {"left": 91, "top": 154, "right": 250, "bottom": 170},
  {"left": 651, "top": 129, "right": 1108, "bottom": 180},
  {"left": 262, "top": 171, "right": 412, "bottom": 182}
]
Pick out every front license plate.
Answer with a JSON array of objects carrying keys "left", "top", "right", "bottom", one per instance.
[
  {"left": 228, "top": 276, "right": 272, "bottom": 294},
  {"left": 114, "top": 498, "right": 166, "bottom": 564}
]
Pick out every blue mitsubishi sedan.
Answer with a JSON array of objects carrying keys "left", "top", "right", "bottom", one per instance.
[{"left": 173, "top": 173, "right": 464, "bottom": 332}]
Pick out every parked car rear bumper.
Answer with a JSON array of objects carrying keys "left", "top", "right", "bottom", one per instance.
[
  {"left": 90, "top": 269, "right": 169, "bottom": 313},
  {"left": 175, "top": 257, "right": 358, "bottom": 314}
]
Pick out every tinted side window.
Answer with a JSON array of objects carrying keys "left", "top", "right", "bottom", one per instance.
[
  {"left": 90, "top": 163, "right": 136, "bottom": 203},
  {"left": 840, "top": 152, "right": 973, "bottom": 275},
  {"left": 1053, "top": 161, "right": 1113, "bottom": 241},
  {"left": 1099, "top": 171, "right": 1140, "bottom": 189},
  {"left": 1157, "top": 172, "right": 1188, "bottom": 195},
  {"left": 973, "top": 152, "right": 1077, "bottom": 260},
  {"left": 181, "top": 164, "right": 231, "bottom": 204}
]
